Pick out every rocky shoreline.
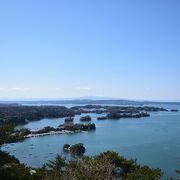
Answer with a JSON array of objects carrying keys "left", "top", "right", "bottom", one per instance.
[
  {"left": 12, "top": 122, "right": 96, "bottom": 139},
  {"left": 25, "top": 130, "right": 88, "bottom": 138}
]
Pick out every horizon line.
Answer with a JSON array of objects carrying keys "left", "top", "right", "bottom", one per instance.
[{"left": 0, "top": 98, "right": 180, "bottom": 103}]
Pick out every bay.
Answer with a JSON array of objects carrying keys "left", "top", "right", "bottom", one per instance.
[{"left": 2, "top": 104, "right": 180, "bottom": 179}]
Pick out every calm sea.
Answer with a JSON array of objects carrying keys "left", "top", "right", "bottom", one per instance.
[{"left": 1, "top": 104, "right": 180, "bottom": 179}]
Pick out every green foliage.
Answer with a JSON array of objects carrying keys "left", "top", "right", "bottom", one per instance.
[
  {"left": 0, "top": 124, "right": 24, "bottom": 145},
  {"left": 0, "top": 124, "right": 15, "bottom": 145},
  {"left": 0, "top": 164, "right": 31, "bottom": 180},
  {"left": 46, "top": 155, "right": 66, "bottom": 171},
  {"left": 0, "top": 151, "right": 19, "bottom": 166},
  {"left": 176, "top": 170, "right": 180, "bottom": 174},
  {"left": 42, "top": 151, "right": 163, "bottom": 180},
  {"left": 69, "top": 143, "right": 86, "bottom": 155},
  {"left": 124, "top": 166, "right": 163, "bottom": 180},
  {"left": 175, "top": 170, "right": 180, "bottom": 180},
  {"left": 63, "top": 144, "right": 70, "bottom": 152},
  {"left": 0, "top": 105, "right": 75, "bottom": 125},
  {"left": 0, "top": 149, "right": 165, "bottom": 180},
  {"left": 45, "top": 155, "right": 66, "bottom": 179},
  {"left": 0, "top": 150, "right": 33, "bottom": 180},
  {"left": 80, "top": 115, "right": 91, "bottom": 121}
]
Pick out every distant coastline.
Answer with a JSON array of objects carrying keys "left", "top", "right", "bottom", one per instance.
[{"left": 1, "top": 99, "right": 180, "bottom": 106}]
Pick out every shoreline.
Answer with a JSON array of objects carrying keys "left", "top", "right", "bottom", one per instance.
[{"left": 25, "top": 130, "right": 88, "bottom": 138}]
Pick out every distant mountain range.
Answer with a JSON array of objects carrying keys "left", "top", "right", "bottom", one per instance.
[{"left": 0, "top": 97, "right": 180, "bottom": 105}]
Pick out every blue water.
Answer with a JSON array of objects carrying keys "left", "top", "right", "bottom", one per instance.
[{"left": 2, "top": 104, "right": 180, "bottom": 179}]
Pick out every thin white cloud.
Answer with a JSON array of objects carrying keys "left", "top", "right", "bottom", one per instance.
[
  {"left": 10, "top": 87, "right": 31, "bottom": 91},
  {"left": 75, "top": 86, "right": 91, "bottom": 91},
  {"left": 47, "top": 87, "right": 62, "bottom": 91}
]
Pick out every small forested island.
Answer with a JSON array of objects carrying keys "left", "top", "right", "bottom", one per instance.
[
  {"left": 97, "top": 116, "right": 107, "bottom": 120},
  {"left": 63, "top": 143, "right": 86, "bottom": 155},
  {"left": 64, "top": 117, "right": 74, "bottom": 124},
  {"left": 171, "top": 109, "right": 179, "bottom": 112},
  {"left": 107, "top": 111, "right": 150, "bottom": 119},
  {"left": 80, "top": 115, "right": 92, "bottom": 121}
]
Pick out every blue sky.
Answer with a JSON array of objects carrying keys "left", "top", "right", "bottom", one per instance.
[{"left": 0, "top": 0, "right": 179, "bottom": 100}]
